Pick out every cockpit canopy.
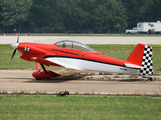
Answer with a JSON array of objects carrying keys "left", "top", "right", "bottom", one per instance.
[{"left": 54, "top": 40, "right": 97, "bottom": 52}]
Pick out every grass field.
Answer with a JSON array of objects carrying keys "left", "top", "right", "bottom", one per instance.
[
  {"left": 0, "top": 44, "right": 161, "bottom": 71},
  {"left": 0, "top": 95, "right": 161, "bottom": 120}
]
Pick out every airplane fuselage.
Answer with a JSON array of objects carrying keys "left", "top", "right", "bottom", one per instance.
[{"left": 17, "top": 42, "right": 139, "bottom": 75}]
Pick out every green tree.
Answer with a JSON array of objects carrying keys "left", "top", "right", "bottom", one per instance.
[
  {"left": 113, "top": 0, "right": 128, "bottom": 33},
  {"left": 2, "top": 0, "right": 160, "bottom": 33},
  {"left": 122, "top": 0, "right": 144, "bottom": 28},
  {"left": 0, "top": 2, "right": 3, "bottom": 28},
  {"left": 57, "top": 0, "right": 89, "bottom": 32},
  {"left": 74, "top": 0, "right": 97, "bottom": 33},
  {"left": 93, "top": 0, "right": 115, "bottom": 33},
  {"left": 139, "top": 0, "right": 161, "bottom": 22},
  {"left": 0, "top": 0, "right": 32, "bottom": 27},
  {"left": 28, "top": 0, "right": 58, "bottom": 32}
]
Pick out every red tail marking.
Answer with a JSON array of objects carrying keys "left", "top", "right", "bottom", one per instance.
[{"left": 126, "top": 43, "right": 145, "bottom": 66}]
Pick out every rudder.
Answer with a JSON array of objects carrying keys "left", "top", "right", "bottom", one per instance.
[{"left": 139, "top": 45, "right": 153, "bottom": 75}]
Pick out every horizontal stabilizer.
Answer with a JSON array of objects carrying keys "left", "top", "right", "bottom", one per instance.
[{"left": 125, "top": 63, "right": 143, "bottom": 69}]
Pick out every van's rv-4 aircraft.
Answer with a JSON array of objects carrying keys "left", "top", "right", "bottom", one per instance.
[{"left": 11, "top": 36, "right": 153, "bottom": 80}]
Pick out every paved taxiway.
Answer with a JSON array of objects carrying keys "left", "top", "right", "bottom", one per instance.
[
  {"left": 0, "top": 70, "right": 161, "bottom": 95},
  {"left": 0, "top": 36, "right": 161, "bottom": 44}
]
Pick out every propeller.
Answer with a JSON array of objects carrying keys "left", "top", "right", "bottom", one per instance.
[
  {"left": 11, "top": 34, "right": 19, "bottom": 60},
  {"left": 16, "top": 34, "right": 19, "bottom": 43}
]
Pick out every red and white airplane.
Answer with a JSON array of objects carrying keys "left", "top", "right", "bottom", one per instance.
[{"left": 11, "top": 37, "right": 153, "bottom": 80}]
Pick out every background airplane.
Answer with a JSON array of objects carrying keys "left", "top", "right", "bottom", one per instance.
[{"left": 11, "top": 36, "right": 153, "bottom": 80}]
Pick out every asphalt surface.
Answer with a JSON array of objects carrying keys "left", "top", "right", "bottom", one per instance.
[
  {"left": 1, "top": 36, "right": 161, "bottom": 44},
  {"left": 1, "top": 36, "right": 161, "bottom": 95},
  {"left": 0, "top": 70, "right": 161, "bottom": 95}
]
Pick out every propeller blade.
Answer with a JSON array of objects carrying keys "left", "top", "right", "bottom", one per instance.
[
  {"left": 17, "top": 34, "right": 19, "bottom": 43},
  {"left": 11, "top": 33, "right": 19, "bottom": 60},
  {"left": 11, "top": 48, "right": 17, "bottom": 60}
]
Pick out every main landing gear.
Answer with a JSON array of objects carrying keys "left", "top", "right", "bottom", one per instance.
[{"left": 32, "top": 62, "right": 60, "bottom": 80}]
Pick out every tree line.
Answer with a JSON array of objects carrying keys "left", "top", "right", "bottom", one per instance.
[{"left": 0, "top": 0, "right": 161, "bottom": 33}]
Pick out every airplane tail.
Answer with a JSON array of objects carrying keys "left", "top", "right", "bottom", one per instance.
[{"left": 126, "top": 43, "right": 153, "bottom": 75}]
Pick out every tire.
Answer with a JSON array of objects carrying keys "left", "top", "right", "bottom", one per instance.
[
  {"left": 158, "top": 32, "right": 161, "bottom": 35},
  {"left": 36, "top": 78, "right": 42, "bottom": 80},
  {"left": 127, "top": 32, "right": 131, "bottom": 35},
  {"left": 148, "top": 30, "right": 151, "bottom": 34},
  {"left": 139, "top": 32, "right": 142, "bottom": 35}
]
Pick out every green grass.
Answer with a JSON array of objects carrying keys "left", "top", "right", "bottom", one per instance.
[
  {"left": 0, "top": 44, "right": 161, "bottom": 71},
  {"left": 0, "top": 44, "right": 35, "bottom": 69},
  {"left": 0, "top": 95, "right": 161, "bottom": 120}
]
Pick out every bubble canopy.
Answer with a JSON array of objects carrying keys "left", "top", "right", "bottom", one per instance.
[{"left": 54, "top": 40, "right": 97, "bottom": 52}]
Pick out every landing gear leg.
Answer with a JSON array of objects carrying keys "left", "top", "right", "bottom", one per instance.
[
  {"left": 36, "top": 62, "right": 41, "bottom": 72},
  {"left": 40, "top": 64, "right": 47, "bottom": 74},
  {"left": 34, "top": 62, "right": 42, "bottom": 80},
  {"left": 32, "top": 62, "right": 60, "bottom": 80}
]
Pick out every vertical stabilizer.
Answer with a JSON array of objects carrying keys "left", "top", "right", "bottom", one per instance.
[{"left": 126, "top": 44, "right": 153, "bottom": 75}]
